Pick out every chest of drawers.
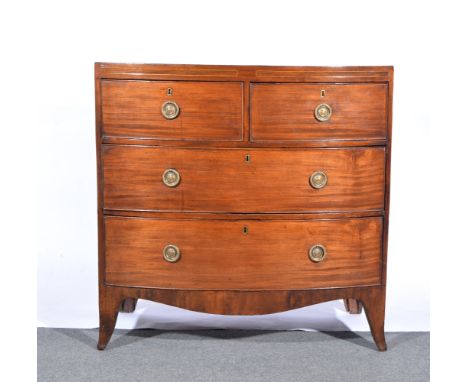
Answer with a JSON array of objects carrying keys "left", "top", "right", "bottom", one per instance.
[{"left": 95, "top": 63, "right": 393, "bottom": 351}]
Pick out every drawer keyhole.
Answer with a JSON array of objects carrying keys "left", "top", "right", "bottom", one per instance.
[
  {"left": 167, "top": 88, "right": 173, "bottom": 96},
  {"left": 243, "top": 226, "right": 249, "bottom": 235},
  {"left": 245, "top": 154, "right": 251, "bottom": 163}
]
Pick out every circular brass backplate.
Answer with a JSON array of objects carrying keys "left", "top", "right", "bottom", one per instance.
[
  {"left": 163, "top": 244, "right": 181, "bottom": 263},
  {"left": 162, "top": 168, "right": 181, "bottom": 187},
  {"left": 161, "top": 101, "right": 180, "bottom": 120},
  {"left": 309, "top": 171, "right": 328, "bottom": 189},
  {"left": 309, "top": 244, "right": 327, "bottom": 263},
  {"left": 314, "top": 103, "right": 332, "bottom": 122}
]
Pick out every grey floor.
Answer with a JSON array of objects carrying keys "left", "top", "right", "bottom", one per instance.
[{"left": 38, "top": 328, "right": 429, "bottom": 382}]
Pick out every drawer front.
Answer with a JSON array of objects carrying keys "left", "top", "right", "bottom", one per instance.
[
  {"left": 105, "top": 217, "right": 383, "bottom": 290},
  {"left": 251, "top": 83, "right": 387, "bottom": 141},
  {"left": 102, "top": 146, "right": 385, "bottom": 213},
  {"left": 101, "top": 80, "right": 243, "bottom": 141}
]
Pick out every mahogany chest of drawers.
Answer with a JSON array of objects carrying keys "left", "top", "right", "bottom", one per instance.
[{"left": 95, "top": 63, "right": 393, "bottom": 351}]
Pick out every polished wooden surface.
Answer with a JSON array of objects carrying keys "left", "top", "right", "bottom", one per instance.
[
  {"left": 105, "top": 216, "right": 382, "bottom": 289},
  {"left": 344, "top": 298, "right": 363, "bottom": 314},
  {"left": 101, "top": 80, "right": 243, "bottom": 141},
  {"left": 96, "top": 63, "right": 393, "bottom": 83},
  {"left": 102, "top": 209, "right": 383, "bottom": 220},
  {"left": 97, "top": 285, "right": 387, "bottom": 351},
  {"left": 95, "top": 64, "right": 393, "bottom": 351},
  {"left": 101, "top": 136, "right": 388, "bottom": 148},
  {"left": 251, "top": 83, "right": 387, "bottom": 142},
  {"left": 102, "top": 146, "right": 385, "bottom": 213}
]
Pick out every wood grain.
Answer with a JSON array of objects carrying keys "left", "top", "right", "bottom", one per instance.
[
  {"left": 102, "top": 210, "right": 383, "bottom": 220},
  {"left": 101, "top": 80, "right": 243, "bottom": 141},
  {"left": 251, "top": 83, "right": 387, "bottom": 142},
  {"left": 381, "top": 68, "right": 394, "bottom": 287},
  {"left": 102, "top": 146, "right": 385, "bottom": 213},
  {"left": 95, "top": 64, "right": 393, "bottom": 351},
  {"left": 105, "top": 216, "right": 382, "bottom": 290},
  {"left": 97, "top": 284, "right": 387, "bottom": 350},
  {"left": 101, "top": 136, "right": 388, "bottom": 148},
  {"left": 344, "top": 298, "right": 363, "bottom": 314},
  {"left": 96, "top": 63, "right": 393, "bottom": 83}
]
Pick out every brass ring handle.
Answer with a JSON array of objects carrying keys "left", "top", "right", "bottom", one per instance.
[
  {"left": 161, "top": 101, "right": 180, "bottom": 120},
  {"left": 314, "top": 103, "right": 332, "bottom": 122},
  {"left": 163, "top": 244, "right": 181, "bottom": 263},
  {"left": 162, "top": 168, "right": 181, "bottom": 187},
  {"left": 309, "top": 244, "right": 327, "bottom": 263},
  {"left": 310, "top": 171, "right": 327, "bottom": 189}
]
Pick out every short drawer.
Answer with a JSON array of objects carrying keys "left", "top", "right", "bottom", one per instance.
[
  {"left": 251, "top": 83, "right": 387, "bottom": 141},
  {"left": 102, "top": 146, "right": 385, "bottom": 213},
  {"left": 101, "top": 80, "right": 243, "bottom": 141},
  {"left": 105, "top": 216, "right": 383, "bottom": 290}
]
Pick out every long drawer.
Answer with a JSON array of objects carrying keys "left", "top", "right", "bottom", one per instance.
[
  {"left": 251, "top": 83, "right": 387, "bottom": 142},
  {"left": 101, "top": 80, "right": 244, "bottom": 141},
  {"left": 102, "top": 146, "right": 385, "bottom": 213},
  {"left": 105, "top": 216, "right": 383, "bottom": 290}
]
